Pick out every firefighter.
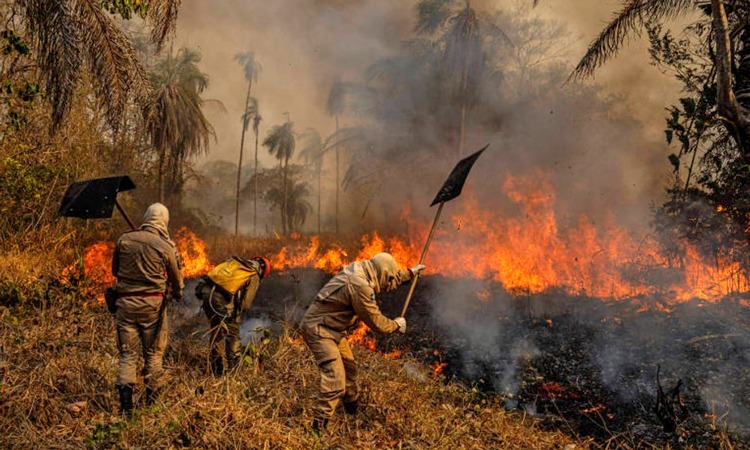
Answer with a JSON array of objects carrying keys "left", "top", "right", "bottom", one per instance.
[
  {"left": 300, "top": 252, "right": 425, "bottom": 431},
  {"left": 196, "top": 256, "right": 270, "bottom": 376},
  {"left": 111, "top": 203, "right": 184, "bottom": 416}
]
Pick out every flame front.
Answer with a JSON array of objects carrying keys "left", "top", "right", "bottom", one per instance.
[
  {"left": 70, "top": 171, "right": 750, "bottom": 305},
  {"left": 263, "top": 171, "right": 750, "bottom": 303}
]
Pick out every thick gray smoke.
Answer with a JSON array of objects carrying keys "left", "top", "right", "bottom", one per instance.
[{"left": 174, "top": 0, "right": 677, "bottom": 236}]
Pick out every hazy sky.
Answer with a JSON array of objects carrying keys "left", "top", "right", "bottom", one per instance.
[{"left": 173, "top": 0, "right": 683, "bottom": 166}]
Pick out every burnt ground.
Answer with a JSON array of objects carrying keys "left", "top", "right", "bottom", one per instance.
[{"left": 176, "top": 268, "right": 750, "bottom": 449}]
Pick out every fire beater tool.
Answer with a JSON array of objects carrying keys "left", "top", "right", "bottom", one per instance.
[
  {"left": 58, "top": 175, "right": 137, "bottom": 229},
  {"left": 400, "top": 144, "right": 488, "bottom": 317}
]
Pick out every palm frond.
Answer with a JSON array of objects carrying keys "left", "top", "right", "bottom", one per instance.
[
  {"left": 415, "top": 0, "right": 452, "bottom": 35},
  {"left": 76, "top": 0, "right": 150, "bottom": 131},
  {"left": 571, "top": 0, "right": 695, "bottom": 80},
  {"left": 235, "top": 51, "right": 262, "bottom": 82},
  {"left": 327, "top": 77, "right": 346, "bottom": 117},
  {"left": 242, "top": 97, "right": 259, "bottom": 130},
  {"left": 263, "top": 122, "right": 296, "bottom": 161},
  {"left": 147, "top": 0, "right": 181, "bottom": 51},
  {"left": 298, "top": 128, "right": 324, "bottom": 165},
  {"left": 147, "top": 47, "right": 214, "bottom": 166},
  {"left": 22, "top": 0, "right": 82, "bottom": 132}
]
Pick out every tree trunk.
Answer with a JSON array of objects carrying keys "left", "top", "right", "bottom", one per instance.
[
  {"left": 157, "top": 146, "right": 166, "bottom": 203},
  {"left": 712, "top": 0, "right": 750, "bottom": 157},
  {"left": 335, "top": 114, "right": 340, "bottom": 234},
  {"left": 254, "top": 126, "right": 259, "bottom": 235},
  {"left": 458, "top": 63, "right": 469, "bottom": 158},
  {"left": 235, "top": 80, "right": 252, "bottom": 236},
  {"left": 282, "top": 155, "right": 289, "bottom": 235},
  {"left": 317, "top": 161, "right": 321, "bottom": 235}
]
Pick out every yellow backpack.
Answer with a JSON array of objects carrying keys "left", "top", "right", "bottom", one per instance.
[{"left": 206, "top": 257, "right": 258, "bottom": 296}]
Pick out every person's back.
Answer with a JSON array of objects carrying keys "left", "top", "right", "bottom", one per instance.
[
  {"left": 114, "top": 228, "right": 181, "bottom": 294},
  {"left": 198, "top": 256, "right": 270, "bottom": 376}
]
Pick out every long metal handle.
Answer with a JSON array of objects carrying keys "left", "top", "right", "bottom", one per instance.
[
  {"left": 400, "top": 202, "right": 444, "bottom": 317},
  {"left": 115, "top": 199, "right": 136, "bottom": 230}
]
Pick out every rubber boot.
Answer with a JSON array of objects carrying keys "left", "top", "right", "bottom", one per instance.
[
  {"left": 343, "top": 399, "right": 359, "bottom": 415},
  {"left": 117, "top": 384, "right": 134, "bottom": 417},
  {"left": 311, "top": 417, "right": 329, "bottom": 434},
  {"left": 210, "top": 357, "right": 224, "bottom": 377}
]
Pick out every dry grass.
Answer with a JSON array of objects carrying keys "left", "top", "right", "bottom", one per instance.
[{"left": 0, "top": 291, "right": 586, "bottom": 450}]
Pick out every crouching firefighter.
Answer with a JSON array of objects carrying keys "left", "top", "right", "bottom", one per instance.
[
  {"left": 110, "top": 203, "right": 184, "bottom": 417},
  {"left": 196, "top": 256, "right": 270, "bottom": 376},
  {"left": 300, "top": 252, "right": 425, "bottom": 431}
]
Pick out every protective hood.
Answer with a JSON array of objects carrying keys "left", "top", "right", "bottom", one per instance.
[
  {"left": 140, "top": 203, "right": 174, "bottom": 245},
  {"left": 369, "top": 252, "right": 400, "bottom": 293}
]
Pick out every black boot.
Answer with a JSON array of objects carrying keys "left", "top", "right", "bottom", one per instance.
[
  {"left": 145, "top": 386, "right": 158, "bottom": 406},
  {"left": 311, "top": 417, "right": 328, "bottom": 433},
  {"left": 343, "top": 399, "right": 359, "bottom": 415},
  {"left": 210, "top": 357, "right": 224, "bottom": 377},
  {"left": 117, "top": 384, "right": 134, "bottom": 417}
]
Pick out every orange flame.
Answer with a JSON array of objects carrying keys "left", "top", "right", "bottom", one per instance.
[
  {"left": 69, "top": 227, "right": 213, "bottom": 300},
  {"left": 174, "top": 227, "right": 213, "bottom": 277},
  {"left": 348, "top": 322, "right": 377, "bottom": 351},
  {"left": 80, "top": 242, "right": 116, "bottom": 286}
]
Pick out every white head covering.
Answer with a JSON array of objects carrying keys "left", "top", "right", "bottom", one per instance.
[
  {"left": 369, "top": 252, "right": 400, "bottom": 293},
  {"left": 141, "top": 203, "right": 174, "bottom": 245}
]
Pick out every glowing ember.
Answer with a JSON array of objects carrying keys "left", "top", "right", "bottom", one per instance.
[
  {"left": 348, "top": 322, "right": 377, "bottom": 351},
  {"left": 430, "top": 349, "right": 447, "bottom": 376},
  {"left": 385, "top": 349, "right": 403, "bottom": 359},
  {"left": 580, "top": 404, "right": 607, "bottom": 414},
  {"left": 539, "top": 382, "right": 579, "bottom": 399}
]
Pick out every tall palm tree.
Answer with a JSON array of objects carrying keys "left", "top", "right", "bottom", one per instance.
[
  {"left": 299, "top": 128, "right": 325, "bottom": 234},
  {"left": 252, "top": 106, "right": 263, "bottom": 235},
  {"left": 265, "top": 179, "right": 313, "bottom": 233},
  {"left": 416, "top": 0, "right": 483, "bottom": 157},
  {"left": 327, "top": 77, "right": 346, "bottom": 234},
  {"left": 263, "top": 120, "right": 295, "bottom": 235},
  {"left": 235, "top": 96, "right": 259, "bottom": 235},
  {"left": 147, "top": 47, "right": 214, "bottom": 204},
  {"left": 19, "top": 0, "right": 181, "bottom": 133},
  {"left": 234, "top": 51, "right": 262, "bottom": 235}
]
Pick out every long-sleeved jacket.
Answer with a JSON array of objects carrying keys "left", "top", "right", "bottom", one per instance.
[
  {"left": 112, "top": 228, "right": 184, "bottom": 298},
  {"left": 301, "top": 260, "right": 413, "bottom": 341}
]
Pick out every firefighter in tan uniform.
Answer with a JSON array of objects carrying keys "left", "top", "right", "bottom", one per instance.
[
  {"left": 111, "top": 203, "right": 183, "bottom": 416},
  {"left": 300, "top": 252, "right": 425, "bottom": 430},
  {"left": 196, "top": 256, "right": 270, "bottom": 376}
]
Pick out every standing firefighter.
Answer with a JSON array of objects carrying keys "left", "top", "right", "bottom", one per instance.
[
  {"left": 300, "top": 252, "right": 425, "bottom": 431},
  {"left": 196, "top": 256, "right": 270, "bottom": 376},
  {"left": 111, "top": 203, "right": 184, "bottom": 416}
]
